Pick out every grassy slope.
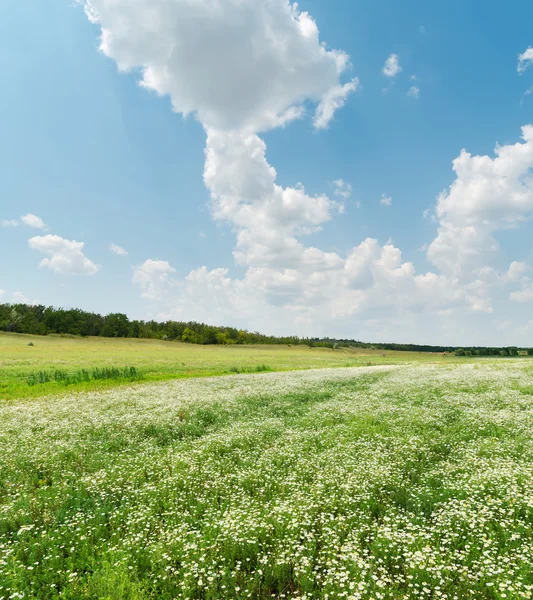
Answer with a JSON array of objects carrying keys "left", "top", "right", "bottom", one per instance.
[{"left": 0, "top": 331, "right": 465, "bottom": 401}]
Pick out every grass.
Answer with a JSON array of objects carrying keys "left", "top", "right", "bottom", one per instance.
[
  {"left": 2, "top": 363, "right": 533, "bottom": 599},
  {"left": 26, "top": 366, "right": 142, "bottom": 387},
  {"left": 0, "top": 332, "right": 469, "bottom": 401}
]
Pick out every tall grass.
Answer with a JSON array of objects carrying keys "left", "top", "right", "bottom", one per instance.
[
  {"left": 227, "top": 364, "right": 272, "bottom": 374},
  {"left": 26, "top": 366, "right": 142, "bottom": 387}
]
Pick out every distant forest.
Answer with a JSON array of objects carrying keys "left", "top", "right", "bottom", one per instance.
[{"left": 0, "top": 302, "right": 530, "bottom": 357}]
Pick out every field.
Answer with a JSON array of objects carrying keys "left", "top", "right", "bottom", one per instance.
[
  {"left": 0, "top": 332, "right": 462, "bottom": 401},
  {"left": 2, "top": 347, "right": 533, "bottom": 599}
]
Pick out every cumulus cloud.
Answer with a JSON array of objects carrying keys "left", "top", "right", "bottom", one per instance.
[
  {"left": 21, "top": 213, "right": 47, "bottom": 230},
  {"left": 81, "top": 0, "right": 533, "bottom": 342},
  {"left": 518, "top": 47, "right": 533, "bottom": 74},
  {"left": 505, "top": 261, "right": 529, "bottom": 283},
  {"left": 203, "top": 128, "right": 342, "bottom": 270},
  {"left": 428, "top": 126, "right": 533, "bottom": 280},
  {"left": 382, "top": 53, "right": 402, "bottom": 78},
  {"left": 380, "top": 194, "right": 392, "bottom": 207},
  {"left": 133, "top": 259, "right": 177, "bottom": 300},
  {"left": 83, "top": 0, "right": 357, "bottom": 134},
  {"left": 28, "top": 235, "right": 100, "bottom": 275},
  {"left": 110, "top": 243, "right": 128, "bottom": 256},
  {"left": 0, "top": 219, "right": 18, "bottom": 227}
]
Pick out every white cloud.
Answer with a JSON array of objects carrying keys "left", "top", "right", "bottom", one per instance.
[
  {"left": 0, "top": 219, "right": 18, "bottom": 227},
  {"left": 83, "top": 0, "right": 357, "bottom": 134},
  {"left": 521, "top": 87, "right": 533, "bottom": 105},
  {"left": 314, "top": 78, "right": 360, "bottom": 129},
  {"left": 510, "top": 285, "right": 533, "bottom": 303},
  {"left": 11, "top": 291, "right": 30, "bottom": 304},
  {"left": 0, "top": 290, "right": 4, "bottom": 298},
  {"left": 28, "top": 235, "right": 100, "bottom": 275},
  {"left": 21, "top": 213, "right": 47, "bottom": 230},
  {"left": 505, "top": 261, "right": 529, "bottom": 283},
  {"left": 133, "top": 259, "right": 177, "bottom": 300},
  {"left": 518, "top": 47, "right": 533, "bottom": 74},
  {"left": 382, "top": 53, "right": 402, "bottom": 78},
  {"left": 419, "top": 26, "right": 426, "bottom": 35},
  {"left": 380, "top": 194, "right": 393, "bottom": 206},
  {"left": 204, "top": 129, "right": 341, "bottom": 259},
  {"left": 110, "top": 243, "right": 128, "bottom": 256},
  {"left": 332, "top": 179, "right": 353, "bottom": 199},
  {"left": 407, "top": 86, "right": 420, "bottom": 99},
  {"left": 428, "top": 126, "right": 533, "bottom": 279},
  {"left": 82, "top": 1, "right": 533, "bottom": 343},
  {"left": 199, "top": 231, "right": 207, "bottom": 239}
]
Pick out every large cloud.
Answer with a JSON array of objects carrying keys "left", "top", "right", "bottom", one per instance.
[
  {"left": 83, "top": 0, "right": 357, "bottom": 133},
  {"left": 428, "top": 126, "right": 533, "bottom": 279},
  {"left": 82, "top": 1, "right": 533, "bottom": 341}
]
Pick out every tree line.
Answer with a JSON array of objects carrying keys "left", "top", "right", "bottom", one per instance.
[{"left": 0, "top": 303, "right": 530, "bottom": 355}]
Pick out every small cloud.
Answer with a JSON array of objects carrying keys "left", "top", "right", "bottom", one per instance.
[
  {"left": 496, "top": 319, "right": 512, "bottom": 331},
  {"left": 332, "top": 179, "right": 353, "bottom": 199},
  {"left": 133, "top": 259, "right": 177, "bottom": 300},
  {"left": 518, "top": 47, "right": 533, "bottom": 74},
  {"left": 11, "top": 291, "right": 30, "bottom": 304},
  {"left": 409, "top": 74, "right": 417, "bottom": 81},
  {"left": 380, "top": 194, "right": 393, "bottom": 207},
  {"left": 419, "top": 25, "right": 426, "bottom": 34},
  {"left": 0, "top": 219, "right": 18, "bottom": 227},
  {"left": 110, "top": 243, "right": 128, "bottom": 256},
  {"left": 199, "top": 231, "right": 207, "bottom": 239},
  {"left": 521, "top": 87, "right": 533, "bottom": 105},
  {"left": 313, "top": 78, "right": 360, "bottom": 130},
  {"left": 407, "top": 85, "right": 420, "bottom": 99},
  {"left": 29, "top": 234, "right": 100, "bottom": 275},
  {"left": 354, "top": 200, "right": 361, "bottom": 209},
  {"left": 382, "top": 53, "right": 402, "bottom": 78},
  {"left": 510, "top": 285, "right": 533, "bottom": 303},
  {"left": 423, "top": 208, "right": 438, "bottom": 223},
  {"left": 0, "top": 290, "right": 4, "bottom": 298},
  {"left": 21, "top": 213, "right": 47, "bottom": 230},
  {"left": 506, "top": 261, "right": 529, "bottom": 283}
]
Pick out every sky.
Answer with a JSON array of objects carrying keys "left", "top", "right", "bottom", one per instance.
[{"left": 1, "top": 0, "right": 533, "bottom": 346}]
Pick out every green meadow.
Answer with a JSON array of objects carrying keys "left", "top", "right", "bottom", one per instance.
[
  {"left": 0, "top": 332, "right": 462, "bottom": 401},
  {"left": 2, "top": 362, "right": 533, "bottom": 599}
]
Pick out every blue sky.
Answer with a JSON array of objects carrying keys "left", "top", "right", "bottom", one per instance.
[{"left": 1, "top": 0, "right": 533, "bottom": 345}]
